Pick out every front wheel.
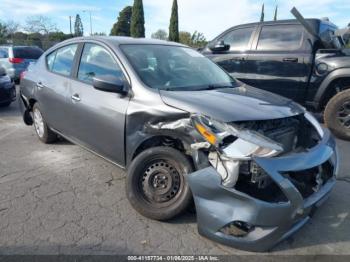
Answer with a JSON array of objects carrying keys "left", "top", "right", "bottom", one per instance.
[
  {"left": 126, "top": 147, "right": 193, "bottom": 221},
  {"left": 32, "top": 103, "right": 57, "bottom": 144},
  {"left": 324, "top": 89, "right": 350, "bottom": 140}
]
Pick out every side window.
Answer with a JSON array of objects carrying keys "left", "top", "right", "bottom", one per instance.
[
  {"left": 46, "top": 51, "right": 56, "bottom": 71},
  {"left": 78, "top": 43, "right": 125, "bottom": 84},
  {"left": 0, "top": 48, "right": 9, "bottom": 58},
  {"left": 50, "top": 44, "right": 78, "bottom": 76},
  {"left": 257, "top": 25, "right": 303, "bottom": 51},
  {"left": 221, "top": 27, "right": 254, "bottom": 51}
]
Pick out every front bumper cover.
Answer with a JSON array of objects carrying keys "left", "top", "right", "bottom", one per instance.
[{"left": 187, "top": 128, "right": 338, "bottom": 252}]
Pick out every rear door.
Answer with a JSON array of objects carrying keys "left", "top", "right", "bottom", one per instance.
[
  {"left": 65, "top": 42, "right": 130, "bottom": 166},
  {"left": 205, "top": 27, "right": 256, "bottom": 81},
  {"left": 244, "top": 24, "right": 311, "bottom": 102},
  {"left": 35, "top": 43, "right": 78, "bottom": 133}
]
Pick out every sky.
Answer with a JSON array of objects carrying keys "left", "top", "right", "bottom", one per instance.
[{"left": 0, "top": 0, "right": 349, "bottom": 40}]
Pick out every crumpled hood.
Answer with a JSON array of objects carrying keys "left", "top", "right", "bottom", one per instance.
[{"left": 159, "top": 85, "right": 305, "bottom": 122}]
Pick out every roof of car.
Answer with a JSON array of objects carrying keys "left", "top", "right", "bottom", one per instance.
[{"left": 59, "top": 36, "right": 186, "bottom": 47}]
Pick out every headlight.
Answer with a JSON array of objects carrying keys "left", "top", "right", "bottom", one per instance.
[
  {"left": 304, "top": 111, "right": 324, "bottom": 138},
  {"left": 191, "top": 114, "right": 283, "bottom": 188},
  {"left": 191, "top": 114, "right": 283, "bottom": 159}
]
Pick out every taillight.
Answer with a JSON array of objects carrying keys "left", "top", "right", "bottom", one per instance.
[{"left": 9, "top": 57, "right": 24, "bottom": 64}]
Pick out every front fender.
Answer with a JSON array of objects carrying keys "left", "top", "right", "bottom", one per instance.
[{"left": 314, "top": 68, "right": 350, "bottom": 108}]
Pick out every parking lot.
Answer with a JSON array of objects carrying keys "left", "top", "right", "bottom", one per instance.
[{"left": 0, "top": 88, "right": 350, "bottom": 256}]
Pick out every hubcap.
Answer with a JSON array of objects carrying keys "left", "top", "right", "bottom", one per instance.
[
  {"left": 141, "top": 160, "right": 182, "bottom": 204},
  {"left": 337, "top": 100, "right": 350, "bottom": 129},
  {"left": 33, "top": 108, "right": 45, "bottom": 138}
]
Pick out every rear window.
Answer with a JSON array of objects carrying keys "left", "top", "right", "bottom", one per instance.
[
  {"left": 13, "top": 47, "right": 43, "bottom": 59},
  {"left": 257, "top": 25, "right": 303, "bottom": 50},
  {"left": 48, "top": 44, "right": 78, "bottom": 76}
]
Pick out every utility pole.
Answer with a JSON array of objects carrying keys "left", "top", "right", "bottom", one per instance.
[
  {"left": 69, "top": 16, "right": 72, "bottom": 35},
  {"left": 83, "top": 10, "right": 93, "bottom": 36}
]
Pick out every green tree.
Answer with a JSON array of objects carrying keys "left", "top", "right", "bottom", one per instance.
[
  {"left": 151, "top": 29, "right": 168, "bottom": 40},
  {"left": 74, "top": 14, "right": 84, "bottom": 36},
  {"left": 260, "top": 3, "right": 265, "bottom": 22},
  {"left": 273, "top": 5, "right": 278, "bottom": 21},
  {"left": 0, "top": 22, "right": 7, "bottom": 38},
  {"left": 191, "top": 31, "right": 207, "bottom": 48},
  {"left": 0, "top": 22, "right": 7, "bottom": 44},
  {"left": 130, "top": 0, "right": 145, "bottom": 38},
  {"left": 168, "top": 0, "right": 179, "bottom": 42},
  {"left": 179, "top": 31, "right": 207, "bottom": 48},
  {"left": 110, "top": 6, "right": 132, "bottom": 36}
]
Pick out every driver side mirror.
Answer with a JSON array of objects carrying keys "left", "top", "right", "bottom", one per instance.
[
  {"left": 208, "top": 40, "right": 230, "bottom": 52},
  {"left": 93, "top": 75, "right": 128, "bottom": 95}
]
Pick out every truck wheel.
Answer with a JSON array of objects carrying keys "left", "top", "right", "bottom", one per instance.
[
  {"left": 126, "top": 147, "right": 193, "bottom": 221},
  {"left": 32, "top": 103, "right": 57, "bottom": 144},
  {"left": 324, "top": 89, "right": 350, "bottom": 140}
]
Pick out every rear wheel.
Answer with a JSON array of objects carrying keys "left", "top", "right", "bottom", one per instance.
[
  {"left": 324, "top": 89, "right": 350, "bottom": 140},
  {"left": 32, "top": 103, "right": 57, "bottom": 144},
  {"left": 126, "top": 147, "right": 193, "bottom": 221}
]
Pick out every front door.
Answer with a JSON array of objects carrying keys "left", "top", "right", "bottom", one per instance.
[
  {"left": 66, "top": 43, "right": 130, "bottom": 166},
  {"left": 244, "top": 24, "right": 310, "bottom": 103},
  {"left": 205, "top": 27, "right": 256, "bottom": 81}
]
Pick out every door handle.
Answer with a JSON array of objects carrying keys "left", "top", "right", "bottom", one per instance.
[
  {"left": 36, "top": 82, "right": 45, "bottom": 89},
  {"left": 283, "top": 57, "right": 298, "bottom": 62},
  {"left": 71, "top": 94, "right": 81, "bottom": 102}
]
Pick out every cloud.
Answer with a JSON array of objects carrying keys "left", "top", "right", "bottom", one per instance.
[
  {"left": 0, "top": 0, "right": 100, "bottom": 17},
  {"left": 144, "top": 0, "right": 261, "bottom": 39}
]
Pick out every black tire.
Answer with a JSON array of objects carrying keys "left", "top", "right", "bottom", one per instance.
[
  {"left": 0, "top": 102, "right": 11, "bottom": 107},
  {"left": 126, "top": 146, "right": 193, "bottom": 221},
  {"left": 32, "top": 103, "right": 57, "bottom": 144},
  {"left": 324, "top": 89, "right": 350, "bottom": 140}
]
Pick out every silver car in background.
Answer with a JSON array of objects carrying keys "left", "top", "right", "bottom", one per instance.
[{"left": 0, "top": 46, "right": 43, "bottom": 82}]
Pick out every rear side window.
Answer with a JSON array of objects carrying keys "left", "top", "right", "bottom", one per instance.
[
  {"left": 0, "top": 48, "right": 9, "bottom": 58},
  {"left": 48, "top": 44, "right": 78, "bottom": 76},
  {"left": 46, "top": 51, "right": 56, "bottom": 71},
  {"left": 13, "top": 47, "right": 43, "bottom": 59},
  {"left": 257, "top": 25, "right": 303, "bottom": 50},
  {"left": 78, "top": 43, "right": 125, "bottom": 84},
  {"left": 221, "top": 27, "right": 254, "bottom": 51}
]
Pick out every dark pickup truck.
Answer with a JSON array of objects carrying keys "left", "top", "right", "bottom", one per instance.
[{"left": 203, "top": 9, "right": 350, "bottom": 140}]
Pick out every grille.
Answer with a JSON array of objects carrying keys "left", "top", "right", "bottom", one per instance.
[{"left": 283, "top": 161, "right": 334, "bottom": 199}]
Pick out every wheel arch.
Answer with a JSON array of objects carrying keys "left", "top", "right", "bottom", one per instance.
[
  {"left": 129, "top": 135, "right": 193, "bottom": 167},
  {"left": 315, "top": 68, "right": 350, "bottom": 110}
]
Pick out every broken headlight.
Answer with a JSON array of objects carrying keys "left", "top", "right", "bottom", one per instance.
[{"left": 191, "top": 115, "right": 283, "bottom": 187}]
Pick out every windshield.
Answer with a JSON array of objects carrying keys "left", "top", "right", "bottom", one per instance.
[{"left": 120, "top": 44, "right": 237, "bottom": 91}]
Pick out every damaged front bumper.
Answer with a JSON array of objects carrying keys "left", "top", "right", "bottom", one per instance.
[{"left": 187, "top": 128, "right": 338, "bottom": 252}]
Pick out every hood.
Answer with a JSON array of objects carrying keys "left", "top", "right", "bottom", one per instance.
[
  {"left": 159, "top": 85, "right": 305, "bottom": 122},
  {"left": 316, "top": 51, "right": 350, "bottom": 69}
]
